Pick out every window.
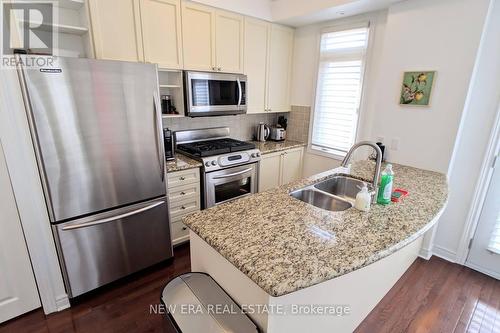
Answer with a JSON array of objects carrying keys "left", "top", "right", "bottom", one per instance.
[
  {"left": 488, "top": 210, "right": 500, "bottom": 254},
  {"left": 311, "top": 25, "right": 370, "bottom": 156}
]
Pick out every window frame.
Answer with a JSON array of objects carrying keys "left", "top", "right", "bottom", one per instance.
[{"left": 308, "top": 20, "right": 373, "bottom": 160}]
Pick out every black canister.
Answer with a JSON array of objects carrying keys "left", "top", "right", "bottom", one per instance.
[{"left": 161, "top": 95, "right": 172, "bottom": 114}]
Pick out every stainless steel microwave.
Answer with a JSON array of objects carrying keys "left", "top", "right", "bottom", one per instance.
[{"left": 184, "top": 71, "right": 247, "bottom": 117}]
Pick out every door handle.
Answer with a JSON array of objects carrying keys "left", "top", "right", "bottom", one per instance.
[
  {"left": 237, "top": 78, "right": 242, "bottom": 108},
  {"left": 61, "top": 200, "right": 165, "bottom": 230},
  {"left": 153, "top": 91, "right": 165, "bottom": 181},
  {"left": 212, "top": 168, "right": 252, "bottom": 179}
]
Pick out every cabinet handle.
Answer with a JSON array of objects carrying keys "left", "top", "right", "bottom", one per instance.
[
  {"left": 217, "top": 67, "right": 221, "bottom": 71},
  {"left": 179, "top": 176, "right": 186, "bottom": 181},
  {"left": 211, "top": 66, "right": 216, "bottom": 71},
  {"left": 182, "top": 227, "right": 187, "bottom": 231},
  {"left": 181, "top": 205, "right": 186, "bottom": 210},
  {"left": 180, "top": 191, "right": 186, "bottom": 195}
]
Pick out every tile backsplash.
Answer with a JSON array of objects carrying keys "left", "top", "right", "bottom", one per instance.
[
  {"left": 162, "top": 113, "right": 287, "bottom": 141},
  {"left": 286, "top": 106, "right": 311, "bottom": 143}
]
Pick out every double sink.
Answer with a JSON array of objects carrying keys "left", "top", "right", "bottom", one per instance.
[{"left": 290, "top": 175, "right": 375, "bottom": 212}]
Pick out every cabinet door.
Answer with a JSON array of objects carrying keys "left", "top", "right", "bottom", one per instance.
[
  {"left": 267, "top": 24, "right": 294, "bottom": 112},
  {"left": 215, "top": 10, "right": 244, "bottom": 73},
  {"left": 140, "top": 0, "right": 183, "bottom": 69},
  {"left": 181, "top": 2, "right": 215, "bottom": 71},
  {"left": 89, "top": 0, "right": 143, "bottom": 62},
  {"left": 244, "top": 18, "right": 269, "bottom": 114},
  {"left": 0, "top": 143, "right": 40, "bottom": 323},
  {"left": 281, "top": 148, "right": 303, "bottom": 185},
  {"left": 258, "top": 152, "right": 282, "bottom": 192}
]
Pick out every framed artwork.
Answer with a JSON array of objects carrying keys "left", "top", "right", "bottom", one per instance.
[{"left": 399, "top": 71, "right": 436, "bottom": 106}]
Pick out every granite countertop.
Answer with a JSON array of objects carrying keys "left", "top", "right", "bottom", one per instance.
[
  {"left": 250, "top": 140, "right": 307, "bottom": 155},
  {"left": 183, "top": 160, "right": 448, "bottom": 297},
  {"left": 166, "top": 154, "right": 202, "bottom": 173}
]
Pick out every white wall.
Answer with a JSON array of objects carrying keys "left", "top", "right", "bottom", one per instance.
[
  {"left": 292, "top": 0, "right": 489, "bottom": 173},
  {"left": 433, "top": 0, "right": 500, "bottom": 262},
  {"left": 367, "top": 0, "right": 488, "bottom": 173},
  {"left": 291, "top": 0, "right": 491, "bottom": 259},
  {"left": 192, "top": 0, "right": 272, "bottom": 20}
]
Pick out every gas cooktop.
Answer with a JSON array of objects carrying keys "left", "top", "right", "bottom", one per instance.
[
  {"left": 174, "top": 128, "right": 261, "bottom": 172},
  {"left": 177, "top": 138, "right": 256, "bottom": 157}
]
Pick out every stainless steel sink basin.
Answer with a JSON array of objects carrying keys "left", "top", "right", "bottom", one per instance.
[
  {"left": 314, "top": 175, "right": 374, "bottom": 201},
  {"left": 289, "top": 175, "right": 374, "bottom": 212},
  {"left": 290, "top": 189, "right": 352, "bottom": 212}
]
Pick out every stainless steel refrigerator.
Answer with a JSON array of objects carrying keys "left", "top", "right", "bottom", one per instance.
[{"left": 17, "top": 55, "right": 173, "bottom": 298}]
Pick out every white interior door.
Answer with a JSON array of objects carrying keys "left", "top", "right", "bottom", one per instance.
[
  {"left": 466, "top": 141, "right": 500, "bottom": 280},
  {"left": 0, "top": 141, "right": 40, "bottom": 323}
]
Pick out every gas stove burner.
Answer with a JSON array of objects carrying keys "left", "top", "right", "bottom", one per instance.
[{"left": 177, "top": 138, "right": 256, "bottom": 157}]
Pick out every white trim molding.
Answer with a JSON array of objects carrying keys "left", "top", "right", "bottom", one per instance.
[
  {"left": 0, "top": 70, "right": 70, "bottom": 314},
  {"left": 432, "top": 245, "right": 458, "bottom": 263},
  {"left": 457, "top": 109, "right": 500, "bottom": 264}
]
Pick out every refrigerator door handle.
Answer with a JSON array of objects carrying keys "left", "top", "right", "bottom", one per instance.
[
  {"left": 153, "top": 91, "right": 165, "bottom": 180},
  {"left": 61, "top": 200, "right": 165, "bottom": 231}
]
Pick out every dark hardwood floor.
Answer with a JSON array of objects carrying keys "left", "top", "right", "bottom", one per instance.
[{"left": 1, "top": 245, "right": 499, "bottom": 333}]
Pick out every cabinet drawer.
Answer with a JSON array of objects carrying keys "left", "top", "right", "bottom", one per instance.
[
  {"left": 168, "top": 168, "right": 200, "bottom": 188},
  {"left": 171, "top": 220, "right": 189, "bottom": 245},
  {"left": 168, "top": 182, "right": 200, "bottom": 204},
  {"left": 170, "top": 197, "right": 200, "bottom": 219}
]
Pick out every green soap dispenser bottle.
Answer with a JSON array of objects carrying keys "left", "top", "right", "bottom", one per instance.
[{"left": 377, "top": 164, "right": 394, "bottom": 205}]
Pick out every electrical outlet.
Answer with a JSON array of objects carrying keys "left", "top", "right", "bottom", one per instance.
[{"left": 391, "top": 138, "right": 400, "bottom": 151}]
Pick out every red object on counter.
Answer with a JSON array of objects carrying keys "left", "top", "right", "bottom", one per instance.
[{"left": 391, "top": 188, "right": 409, "bottom": 202}]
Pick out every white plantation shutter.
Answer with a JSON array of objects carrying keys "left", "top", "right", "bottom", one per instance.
[
  {"left": 312, "top": 25, "right": 369, "bottom": 155},
  {"left": 488, "top": 211, "right": 500, "bottom": 254}
]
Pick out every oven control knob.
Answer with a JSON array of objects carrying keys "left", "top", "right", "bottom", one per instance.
[
  {"left": 205, "top": 161, "right": 211, "bottom": 167},
  {"left": 256, "top": 152, "right": 261, "bottom": 157},
  {"left": 211, "top": 160, "right": 217, "bottom": 166},
  {"left": 251, "top": 153, "right": 258, "bottom": 158}
]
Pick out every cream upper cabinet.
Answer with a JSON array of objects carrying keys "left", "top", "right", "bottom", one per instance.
[
  {"left": 258, "top": 147, "right": 304, "bottom": 192},
  {"left": 89, "top": 0, "right": 143, "bottom": 62},
  {"left": 281, "top": 148, "right": 304, "bottom": 185},
  {"left": 140, "top": 0, "right": 183, "bottom": 69},
  {"left": 267, "top": 24, "right": 294, "bottom": 113},
  {"left": 215, "top": 10, "right": 244, "bottom": 73},
  {"left": 245, "top": 21, "right": 294, "bottom": 114},
  {"left": 181, "top": 2, "right": 215, "bottom": 71},
  {"left": 244, "top": 18, "right": 269, "bottom": 114},
  {"left": 259, "top": 152, "right": 282, "bottom": 192}
]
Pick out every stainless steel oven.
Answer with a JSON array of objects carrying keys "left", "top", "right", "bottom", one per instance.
[
  {"left": 204, "top": 163, "right": 258, "bottom": 208},
  {"left": 185, "top": 71, "right": 247, "bottom": 117}
]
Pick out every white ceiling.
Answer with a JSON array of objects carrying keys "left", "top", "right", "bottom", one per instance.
[
  {"left": 194, "top": 0, "right": 406, "bottom": 27},
  {"left": 270, "top": 0, "right": 406, "bottom": 26}
]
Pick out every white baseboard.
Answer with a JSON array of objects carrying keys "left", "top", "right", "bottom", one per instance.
[
  {"left": 432, "top": 245, "right": 457, "bottom": 263},
  {"left": 418, "top": 247, "right": 433, "bottom": 260},
  {"left": 465, "top": 262, "right": 500, "bottom": 280},
  {"left": 54, "top": 294, "right": 70, "bottom": 312}
]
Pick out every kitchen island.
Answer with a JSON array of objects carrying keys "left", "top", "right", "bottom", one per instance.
[{"left": 183, "top": 161, "right": 448, "bottom": 332}]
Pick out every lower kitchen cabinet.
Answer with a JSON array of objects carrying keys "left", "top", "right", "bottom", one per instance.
[
  {"left": 167, "top": 167, "right": 201, "bottom": 245},
  {"left": 258, "top": 147, "right": 304, "bottom": 192}
]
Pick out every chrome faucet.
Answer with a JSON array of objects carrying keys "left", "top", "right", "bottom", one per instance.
[{"left": 341, "top": 141, "right": 382, "bottom": 203}]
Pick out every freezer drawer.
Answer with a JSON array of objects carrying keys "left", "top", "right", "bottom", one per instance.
[{"left": 53, "top": 198, "right": 173, "bottom": 298}]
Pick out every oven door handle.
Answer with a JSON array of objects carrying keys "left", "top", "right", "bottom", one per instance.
[
  {"left": 212, "top": 167, "right": 252, "bottom": 179},
  {"left": 237, "top": 78, "right": 242, "bottom": 107}
]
